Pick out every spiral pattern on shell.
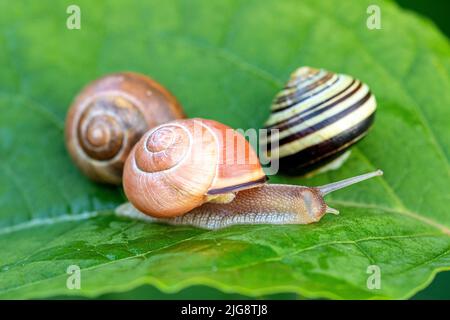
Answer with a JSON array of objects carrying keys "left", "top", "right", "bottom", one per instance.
[
  {"left": 134, "top": 124, "right": 191, "bottom": 173},
  {"left": 261, "top": 66, "right": 376, "bottom": 175},
  {"left": 65, "top": 72, "right": 185, "bottom": 184},
  {"left": 123, "top": 118, "right": 266, "bottom": 218}
]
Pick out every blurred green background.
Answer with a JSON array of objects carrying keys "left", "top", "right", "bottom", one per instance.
[
  {"left": 396, "top": 0, "right": 450, "bottom": 37},
  {"left": 393, "top": 0, "right": 449, "bottom": 299},
  {"left": 50, "top": 0, "right": 449, "bottom": 300}
]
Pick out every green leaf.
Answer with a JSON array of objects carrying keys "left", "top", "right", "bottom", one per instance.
[{"left": 0, "top": 0, "right": 449, "bottom": 299}]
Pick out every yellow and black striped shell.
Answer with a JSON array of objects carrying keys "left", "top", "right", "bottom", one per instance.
[{"left": 261, "top": 66, "right": 376, "bottom": 175}]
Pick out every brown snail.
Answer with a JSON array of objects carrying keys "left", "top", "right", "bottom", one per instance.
[
  {"left": 260, "top": 66, "right": 377, "bottom": 176},
  {"left": 122, "top": 118, "right": 267, "bottom": 217},
  {"left": 118, "top": 118, "right": 382, "bottom": 229},
  {"left": 65, "top": 72, "right": 185, "bottom": 184}
]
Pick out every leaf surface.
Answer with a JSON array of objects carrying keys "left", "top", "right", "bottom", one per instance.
[{"left": 0, "top": 0, "right": 449, "bottom": 299}]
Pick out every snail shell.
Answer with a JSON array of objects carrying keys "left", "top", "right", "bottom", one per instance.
[
  {"left": 123, "top": 118, "right": 267, "bottom": 218},
  {"left": 65, "top": 72, "right": 185, "bottom": 184},
  {"left": 261, "top": 66, "right": 376, "bottom": 175}
]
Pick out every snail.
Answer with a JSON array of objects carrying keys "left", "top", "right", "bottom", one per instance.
[
  {"left": 65, "top": 72, "right": 185, "bottom": 184},
  {"left": 117, "top": 118, "right": 383, "bottom": 230},
  {"left": 122, "top": 118, "right": 267, "bottom": 217},
  {"left": 260, "top": 66, "right": 377, "bottom": 176}
]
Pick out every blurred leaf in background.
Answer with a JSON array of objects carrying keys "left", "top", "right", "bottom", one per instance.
[
  {"left": 0, "top": 0, "right": 449, "bottom": 299},
  {"left": 394, "top": 0, "right": 450, "bottom": 299}
]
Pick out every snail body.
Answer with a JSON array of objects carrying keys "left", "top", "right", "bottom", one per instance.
[
  {"left": 65, "top": 72, "right": 185, "bottom": 184},
  {"left": 117, "top": 171, "right": 383, "bottom": 229},
  {"left": 261, "top": 66, "right": 377, "bottom": 176},
  {"left": 120, "top": 118, "right": 383, "bottom": 229}
]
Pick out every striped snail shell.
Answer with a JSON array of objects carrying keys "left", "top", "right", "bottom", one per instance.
[
  {"left": 261, "top": 66, "right": 377, "bottom": 175},
  {"left": 65, "top": 72, "right": 185, "bottom": 184},
  {"left": 123, "top": 118, "right": 267, "bottom": 218}
]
